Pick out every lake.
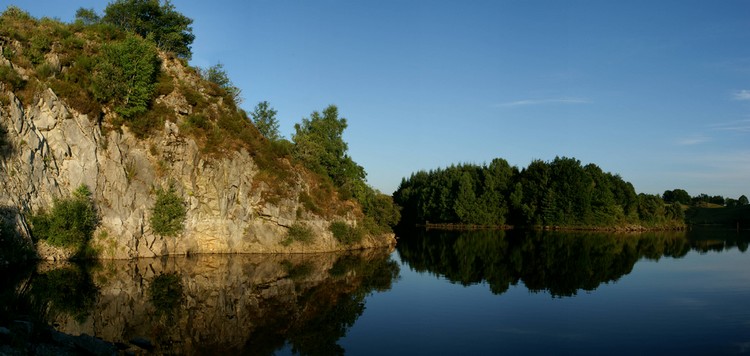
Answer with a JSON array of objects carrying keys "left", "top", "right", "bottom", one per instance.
[{"left": 4, "top": 227, "right": 749, "bottom": 355}]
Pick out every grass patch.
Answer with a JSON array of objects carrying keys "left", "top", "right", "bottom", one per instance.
[
  {"left": 281, "top": 223, "right": 314, "bottom": 246},
  {"left": 330, "top": 221, "right": 364, "bottom": 245}
]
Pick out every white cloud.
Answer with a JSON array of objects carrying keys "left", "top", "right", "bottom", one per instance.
[
  {"left": 710, "top": 119, "right": 750, "bottom": 133},
  {"left": 676, "top": 135, "right": 711, "bottom": 146},
  {"left": 495, "top": 97, "right": 592, "bottom": 107},
  {"left": 732, "top": 90, "right": 750, "bottom": 101}
]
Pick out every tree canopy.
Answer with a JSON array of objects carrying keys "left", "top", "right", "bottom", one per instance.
[
  {"left": 292, "top": 105, "right": 399, "bottom": 233},
  {"left": 201, "top": 63, "right": 242, "bottom": 105},
  {"left": 293, "top": 105, "right": 365, "bottom": 191},
  {"left": 92, "top": 34, "right": 160, "bottom": 120},
  {"left": 102, "top": 0, "right": 195, "bottom": 59},
  {"left": 394, "top": 156, "right": 683, "bottom": 228},
  {"left": 251, "top": 101, "right": 281, "bottom": 141}
]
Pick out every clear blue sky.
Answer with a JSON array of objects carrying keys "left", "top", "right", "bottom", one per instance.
[{"left": 7, "top": 0, "right": 750, "bottom": 198}]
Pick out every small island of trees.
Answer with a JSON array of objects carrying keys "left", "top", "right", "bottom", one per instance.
[{"left": 394, "top": 156, "right": 748, "bottom": 230}]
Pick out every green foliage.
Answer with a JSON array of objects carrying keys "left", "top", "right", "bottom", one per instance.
[
  {"left": 292, "top": 105, "right": 398, "bottom": 233},
  {"left": 102, "top": 0, "right": 195, "bottom": 59},
  {"left": 150, "top": 186, "right": 186, "bottom": 237},
  {"left": 149, "top": 272, "right": 184, "bottom": 317},
  {"left": 281, "top": 223, "right": 315, "bottom": 246},
  {"left": 394, "top": 156, "right": 679, "bottom": 228},
  {"left": 0, "top": 65, "right": 26, "bottom": 91},
  {"left": 92, "top": 34, "right": 160, "bottom": 121},
  {"left": 251, "top": 101, "right": 281, "bottom": 141},
  {"left": 201, "top": 63, "right": 242, "bottom": 105},
  {"left": 293, "top": 105, "right": 365, "bottom": 191},
  {"left": 740, "top": 195, "right": 749, "bottom": 206},
  {"left": 29, "top": 184, "right": 98, "bottom": 256},
  {"left": 663, "top": 188, "right": 690, "bottom": 205},
  {"left": 74, "top": 8, "right": 100, "bottom": 25},
  {"left": 330, "top": 221, "right": 364, "bottom": 245},
  {"left": 28, "top": 33, "right": 51, "bottom": 65}
]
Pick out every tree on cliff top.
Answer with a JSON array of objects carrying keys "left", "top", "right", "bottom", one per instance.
[
  {"left": 251, "top": 101, "right": 281, "bottom": 141},
  {"left": 102, "top": 0, "right": 195, "bottom": 59},
  {"left": 292, "top": 105, "right": 365, "bottom": 191}
]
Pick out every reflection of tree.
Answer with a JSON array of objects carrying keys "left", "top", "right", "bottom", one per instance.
[
  {"left": 237, "top": 254, "right": 400, "bottom": 355},
  {"left": 284, "top": 254, "right": 400, "bottom": 356},
  {"left": 30, "top": 263, "right": 100, "bottom": 323},
  {"left": 397, "top": 228, "right": 748, "bottom": 297},
  {"left": 149, "top": 272, "right": 184, "bottom": 318},
  {"left": 0, "top": 251, "right": 400, "bottom": 354}
]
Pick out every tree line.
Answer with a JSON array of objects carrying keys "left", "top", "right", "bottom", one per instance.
[
  {"left": 662, "top": 188, "right": 748, "bottom": 208},
  {"left": 394, "top": 157, "right": 685, "bottom": 228}
]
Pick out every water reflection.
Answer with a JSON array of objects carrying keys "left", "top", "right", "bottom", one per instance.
[
  {"left": 396, "top": 228, "right": 749, "bottom": 297},
  {"left": 3, "top": 248, "right": 399, "bottom": 355}
]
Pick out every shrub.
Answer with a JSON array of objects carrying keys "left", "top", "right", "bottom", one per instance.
[
  {"left": 91, "top": 34, "right": 160, "bottom": 120},
  {"left": 330, "top": 221, "right": 363, "bottom": 245},
  {"left": 186, "top": 114, "right": 210, "bottom": 130},
  {"left": 150, "top": 185, "right": 187, "bottom": 237},
  {"left": 0, "top": 66, "right": 26, "bottom": 91},
  {"left": 281, "top": 223, "right": 314, "bottom": 246},
  {"left": 28, "top": 33, "right": 52, "bottom": 65},
  {"left": 29, "top": 184, "right": 98, "bottom": 253}
]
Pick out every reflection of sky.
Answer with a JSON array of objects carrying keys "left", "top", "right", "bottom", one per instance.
[{"left": 341, "top": 249, "right": 750, "bottom": 355}]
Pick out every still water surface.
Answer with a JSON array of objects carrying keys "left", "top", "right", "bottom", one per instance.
[{"left": 8, "top": 228, "right": 750, "bottom": 354}]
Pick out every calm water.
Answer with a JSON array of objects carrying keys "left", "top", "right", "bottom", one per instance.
[{"left": 3, "top": 228, "right": 749, "bottom": 355}]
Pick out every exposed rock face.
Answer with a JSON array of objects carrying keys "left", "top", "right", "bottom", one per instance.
[{"left": 0, "top": 83, "right": 395, "bottom": 259}]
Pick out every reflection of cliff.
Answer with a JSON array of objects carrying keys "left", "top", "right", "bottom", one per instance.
[
  {"left": 396, "top": 229, "right": 748, "bottom": 297},
  {"left": 42, "top": 249, "right": 398, "bottom": 355}
]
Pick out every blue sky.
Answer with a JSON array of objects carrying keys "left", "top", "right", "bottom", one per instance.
[{"left": 7, "top": 1, "right": 750, "bottom": 198}]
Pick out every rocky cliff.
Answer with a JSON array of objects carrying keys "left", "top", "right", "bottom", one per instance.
[{"left": 0, "top": 51, "right": 395, "bottom": 260}]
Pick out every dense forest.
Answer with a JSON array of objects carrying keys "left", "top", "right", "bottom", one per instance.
[{"left": 394, "top": 157, "right": 687, "bottom": 229}]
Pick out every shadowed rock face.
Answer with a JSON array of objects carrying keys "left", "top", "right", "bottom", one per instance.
[
  {"left": 36, "top": 248, "right": 399, "bottom": 354},
  {"left": 0, "top": 55, "right": 395, "bottom": 259}
]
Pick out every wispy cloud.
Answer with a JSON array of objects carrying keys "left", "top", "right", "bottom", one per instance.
[
  {"left": 732, "top": 90, "right": 750, "bottom": 101},
  {"left": 676, "top": 135, "right": 711, "bottom": 146},
  {"left": 710, "top": 119, "right": 750, "bottom": 133},
  {"left": 495, "top": 97, "right": 592, "bottom": 108}
]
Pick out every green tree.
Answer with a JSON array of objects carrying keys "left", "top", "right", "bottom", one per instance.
[
  {"left": 663, "top": 189, "right": 690, "bottom": 205},
  {"left": 202, "top": 63, "right": 242, "bottom": 105},
  {"left": 739, "top": 195, "right": 749, "bottom": 206},
  {"left": 74, "top": 7, "right": 100, "bottom": 25},
  {"left": 29, "top": 185, "right": 98, "bottom": 256},
  {"left": 292, "top": 105, "right": 365, "bottom": 192},
  {"left": 251, "top": 101, "right": 281, "bottom": 141},
  {"left": 150, "top": 186, "right": 186, "bottom": 237},
  {"left": 103, "top": 0, "right": 195, "bottom": 59},
  {"left": 92, "top": 34, "right": 160, "bottom": 120}
]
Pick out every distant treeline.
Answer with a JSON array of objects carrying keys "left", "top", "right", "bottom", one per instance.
[{"left": 393, "top": 156, "right": 684, "bottom": 228}]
